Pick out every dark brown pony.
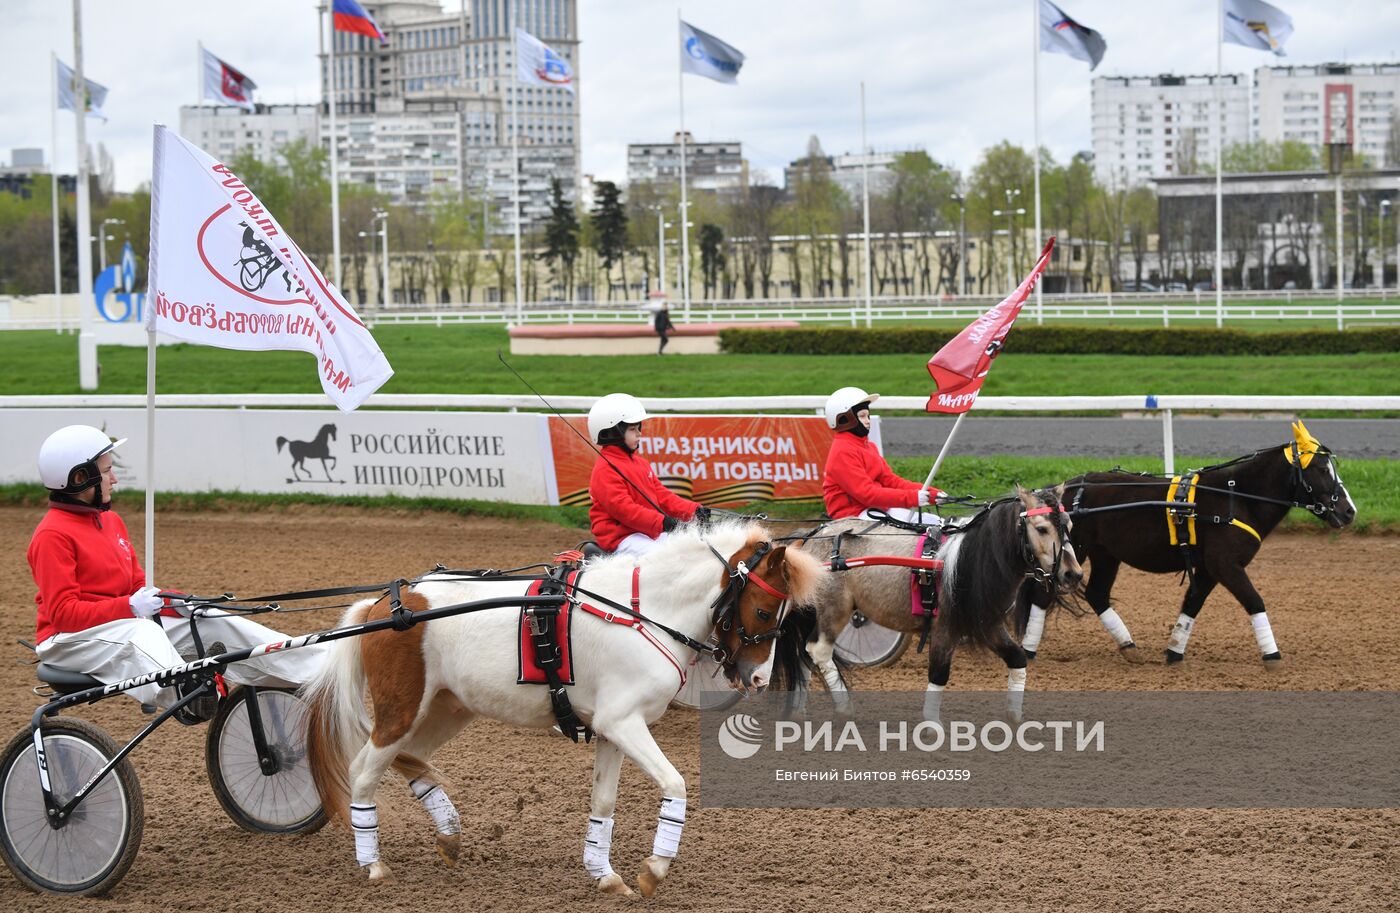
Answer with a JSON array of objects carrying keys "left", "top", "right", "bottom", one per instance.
[{"left": 1019, "top": 421, "right": 1356, "bottom": 666}]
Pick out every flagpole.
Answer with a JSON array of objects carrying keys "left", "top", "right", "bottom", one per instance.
[
  {"left": 677, "top": 8, "right": 691, "bottom": 322},
  {"left": 1214, "top": 0, "right": 1224, "bottom": 329},
  {"left": 144, "top": 126, "right": 162, "bottom": 580},
  {"left": 72, "top": 0, "right": 96, "bottom": 390},
  {"left": 511, "top": 15, "right": 525, "bottom": 323},
  {"left": 197, "top": 40, "right": 203, "bottom": 108},
  {"left": 327, "top": 9, "right": 343, "bottom": 290},
  {"left": 51, "top": 51, "right": 62, "bottom": 335},
  {"left": 923, "top": 413, "right": 967, "bottom": 488},
  {"left": 1032, "top": 0, "right": 1044, "bottom": 324},
  {"left": 860, "top": 81, "right": 872, "bottom": 329}
]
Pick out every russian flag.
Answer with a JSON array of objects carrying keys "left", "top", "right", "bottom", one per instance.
[{"left": 333, "top": 0, "right": 386, "bottom": 42}]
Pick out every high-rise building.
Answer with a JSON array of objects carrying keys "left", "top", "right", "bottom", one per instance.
[
  {"left": 178, "top": 104, "right": 321, "bottom": 164},
  {"left": 1254, "top": 63, "right": 1400, "bottom": 165},
  {"left": 626, "top": 133, "right": 746, "bottom": 196},
  {"left": 784, "top": 150, "right": 902, "bottom": 200},
  {"left": 318, "top": 0, "right": 579, "bottom": 229},
  {"left": 1091, "top": 74, "right": 1250, "bottom": 187}
]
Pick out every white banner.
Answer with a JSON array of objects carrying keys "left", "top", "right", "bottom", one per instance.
[
  {"left": 514, "top": 27, "right": 574, "bottom": 93},
  {"left": 147, "top": 125, "right": 394, "bottom": 410},
  {"left": 679, "top": 21, "right": 745, "bottom": 84},
  {"left": 0, "top": 410, "right": 559, "bottom": 504},
  {"left": 201, "top": 47, "right": 257, "bottom": 111},
  {"left": 1224, "top": 0, "right": 1293, "bottom": 56}
]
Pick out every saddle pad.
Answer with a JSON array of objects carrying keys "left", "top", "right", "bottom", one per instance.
[{"left": 518, "top": 576, "right": 577, "bottom": 685}]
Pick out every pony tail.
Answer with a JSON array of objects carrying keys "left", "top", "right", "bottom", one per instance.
[{"left": 302, "top": 599, "right": 375, "bottom": 827}]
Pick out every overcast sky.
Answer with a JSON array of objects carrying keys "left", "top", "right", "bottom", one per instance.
[{"left": 3, "top": 0, "right": 1397, "bottom": 193}]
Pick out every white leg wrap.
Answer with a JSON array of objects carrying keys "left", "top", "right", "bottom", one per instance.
[
  {"left": 652, "top": 796, "right": 686, "bottom": 859},
  {"left": 1250, "top": 612, "right": 1279, "bottom": 656},
  {"left": 922, "top": 683, "right": 945, "bottom": 722},
  {"left": 410, "top": 779, "right": 460, "bottom": 836},
  {"left": 1022, "top": 605, "right": 1047, "bottom": 652},
  {"left": 1007, "top": 667, "right": 1027, "bottom": 720},
  {"left": 1098, "top": 607, "right": 1135, "bottom": 647},
  {"left": 819, "top": 660, "right": 846, "bottom": 693},
  {"left": 1166, "top": 613, "right": 1195, "bottom": 656},
  {"left": 583, "top": 815, "right": 616, "bottom": 879},
  {"left": 350, "top": 803, "right": 379, "bottom": 867}
]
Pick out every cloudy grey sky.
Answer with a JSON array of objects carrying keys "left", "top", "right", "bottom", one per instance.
[{"left": 3, "top": 0, "right": 1397, "bottom": 193}]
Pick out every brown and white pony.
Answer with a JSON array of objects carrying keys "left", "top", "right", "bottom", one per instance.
[{"left": 301, "top": 519, "right": 820, "bottom": 897}]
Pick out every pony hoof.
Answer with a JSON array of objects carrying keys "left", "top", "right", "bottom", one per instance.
[
  {"left": 1119, "top": 644, "right": 1145, "bottom": 664},
  {"left": 436, "top": 832, "right": 461, "bottom": 866},
  {"left": 597, "top": 873, "right": 634, "bottom": 896},
  {"left": 366, "top": 861, "right": 394, "bottom": 882},
  {"left": 1164, "top": 649, "right": 1185, "bottom": 666},
  {"left": 1261, "top": 652, "right": 1285, "bottom": 669},
  {"left": 637, "top": 858, "right": 667, "bottom": 898}
]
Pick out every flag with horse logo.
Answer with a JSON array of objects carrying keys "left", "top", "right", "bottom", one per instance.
[
  {"left": 147, "top": 124, "right": 393, "bottom": 411},
  {"left": 514, "top": 27, "right": 574, "bottom": 93},
  {"left": 926, "top": 237, "right": 1055, "bottom": 415}
]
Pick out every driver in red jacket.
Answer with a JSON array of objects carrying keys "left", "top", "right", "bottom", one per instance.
[
  {"left": 587, "top": 393, "right": 708, "bottom": 557},
  {"left": 822, "top": 386, "right": 943, "bottom": 521}
]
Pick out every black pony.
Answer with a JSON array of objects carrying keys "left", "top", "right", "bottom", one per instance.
[{"left": 1020, "top": 421, "right": 1356, "bottom": 666}]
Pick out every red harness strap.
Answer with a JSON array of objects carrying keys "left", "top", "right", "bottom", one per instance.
[{"left": 575, "top": 566, "right": 686, "bottom": 690}]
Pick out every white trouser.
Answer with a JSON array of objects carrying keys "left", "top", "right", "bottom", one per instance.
[
  {"left": 859, "top": 507, "right": 937, "bottom": 525},
  {"left": 36, "top": 611, "right": 327, "bottom": 707},
  {"left": 613, "top": 531, "right": 669, "bottom": 558}
]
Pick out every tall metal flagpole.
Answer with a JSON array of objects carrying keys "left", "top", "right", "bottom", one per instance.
[
  {"left": 677, "top": 9, "right": 691, "bottom": 321},
  {"left": 327, "top": 8, "right": 343, "bottom": 289},
  {"left": 1032, "top": 0, "right": 1043, "bottom": 324},
  {"left": 1214, "top": 0, "right": 1224, "bottom": 328},
  {"left": 145, "top": 126, "right": 163, "bottom": 579},
  {"left": 72, "top": 0, "right": 96, "bottom": 390},
  {"left": 511, "top": 9, "right": 525, "bottom": 323},
  {"left": 860, "top": 81, "right": 872, "bottom": 328},
  {"left": 51, "top": 52, "right": 62, "bottom": 335},
  {"left": 197, "top": 40, "right": 203, "bottom": 108}
]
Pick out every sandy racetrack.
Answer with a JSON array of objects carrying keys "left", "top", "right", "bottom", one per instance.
[{"left": 0, "top": 505, "right": 1395, "bottom": 912}]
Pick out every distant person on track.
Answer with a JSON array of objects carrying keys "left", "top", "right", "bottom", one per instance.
[
  {"left": 587, "top": 394, "right": 708, "bottom": 557},
  {"left": 653, "top": 301, "right": 675, "bottom": 354},
  {"left": 822, "top": 386, "right": 943, "bottom": 522},
  {"left": 26, "top": 424, "right": 326, "bottom": 720}
]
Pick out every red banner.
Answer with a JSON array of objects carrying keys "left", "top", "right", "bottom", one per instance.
[{"left": 548, "top": 415, "right": 834, "bottom": 507}]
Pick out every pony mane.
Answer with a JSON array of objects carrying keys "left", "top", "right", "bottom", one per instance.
[{"left": 587, "top": 517, "right": 769, "bottom": 573}]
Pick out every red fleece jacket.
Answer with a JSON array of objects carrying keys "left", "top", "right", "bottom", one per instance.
[
  {"left": 27, "top": 504, "right": 175, "bottom": 643},
  {"left": 822, "top": 431, "right": 940, "bottom": 519},
  {"left": 588, "top": 445, "right": 699, "bottom": 551}
]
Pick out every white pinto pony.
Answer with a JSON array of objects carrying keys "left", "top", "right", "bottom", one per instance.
[{"left": 301, "top": 519, "right": 821, "bottom": 897}]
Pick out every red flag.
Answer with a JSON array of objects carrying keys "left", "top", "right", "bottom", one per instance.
[{"left": 926, "top": 237, "right": 1055, "bottom": 414}]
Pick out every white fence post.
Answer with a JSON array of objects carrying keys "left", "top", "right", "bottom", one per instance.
[{"left": 1161, "top": 407, "right": 1175, "bottom": 476}]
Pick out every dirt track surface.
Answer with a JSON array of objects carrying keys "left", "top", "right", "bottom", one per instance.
[{"left": 1, "top": 506, "right": 1396, "bottom": 912}]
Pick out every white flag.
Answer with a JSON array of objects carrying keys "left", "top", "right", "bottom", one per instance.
[
  {"left": 1040, "top": 0, "right": 1106, "bottom": 70},
  {"left": 1224, "top": 0, "right": 1293, "bottom": 56},
  {"left": 147, "top": 125, "right": 393, "bottom": 411},
  {"left": 514, "top": 27, "right": 574, "bottom": 93},
  {"left": 679, "top": 21, "right": 745, "bottom": 84},
  {"left": 55, "top": 58, "right": 108, "bottom": 122},
  {"left": 201, "top": 47, "right": 257, "bottom": 111}
]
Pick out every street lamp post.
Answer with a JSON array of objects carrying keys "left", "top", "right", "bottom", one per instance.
[
  {"left": 98, "top": 217, "right": 124, "bottom": 272},
  {"left": 991, "top": 201, "right": 1027, "bottom": 293},
  {"left": 952, "top": 192, "right": 966, "bottom": 296},
  {"left": 650, "top": 204, "right": 668, "bottom": 298},
  {"left": 1379, "top": 199, "right": 1390, "bottom": 301},
  {"left": 372, "top": 209, "right": 388, "bottom": 311}
]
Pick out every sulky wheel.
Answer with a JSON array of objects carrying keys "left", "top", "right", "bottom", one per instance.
[
  {"left": 0, "top": 717, "right": 143, "bottom": 896},
  {"left": 833, "top": 611, "right": 911, "bottom": 669},
  {"left": 205, "top": 687, "right": 325, "bottom": 835},
  {"left": 670, "top": 651, "right": 743, "bottom": 712}
]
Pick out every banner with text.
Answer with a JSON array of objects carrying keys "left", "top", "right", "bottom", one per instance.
[
  {"left": 548, "top": 414, "right": 872, "bottom": 507},
  {"left": 0, "top": 410, "right": 556, "bottom": 504}
]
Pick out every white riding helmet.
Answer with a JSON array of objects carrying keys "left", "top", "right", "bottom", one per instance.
[
  {"left": 824, "top": 387, "right": 879, "bottom": 430},
  {"left": 587, "top": 393, "right": 648, "bottom": 444},
  {"left": 38, "top": 425, "right": 125, "bottom": 493}
]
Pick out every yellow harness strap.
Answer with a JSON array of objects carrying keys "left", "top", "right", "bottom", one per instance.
[
  {"left": 1230, "top": 518, "right": 1262, "bottom": 542},
  {"left": 1165, "top": 474, "right": 1199, "bottom": 546}
]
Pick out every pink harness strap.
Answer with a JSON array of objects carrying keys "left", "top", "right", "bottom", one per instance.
[
  {"left": 576, "top": 566, "right": 686, "bottom": 690},
  {"left": 910, "top": 532, "right": 945, "bottom": 618}
]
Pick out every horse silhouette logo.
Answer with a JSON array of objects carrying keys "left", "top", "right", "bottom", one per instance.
[{"left": 276, "top": 423, "right": 343, "bottom": 484}]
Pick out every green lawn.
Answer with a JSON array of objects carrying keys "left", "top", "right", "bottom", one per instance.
[{"left": 3, "top": 326, "right": 1398, "bottom": 399}]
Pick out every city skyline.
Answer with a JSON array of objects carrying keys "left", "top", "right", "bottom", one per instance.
[{"left": 3, "top": 0, "right": 1398, "bottom": 195}]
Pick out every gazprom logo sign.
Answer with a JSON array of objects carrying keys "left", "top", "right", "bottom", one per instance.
[{"left": 94, "top": 241, "right": 146, "bottom": 323}]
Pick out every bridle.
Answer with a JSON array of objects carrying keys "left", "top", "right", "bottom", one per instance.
[
  {"left": 703, "top": 538, "right": 791, "bottom": 667},
  {"left": 1019, "top": 501, "right": 1072, "bottom": 589},
  {"left": 1287, "top": 442, "right": 1348, "bottom": 522}
]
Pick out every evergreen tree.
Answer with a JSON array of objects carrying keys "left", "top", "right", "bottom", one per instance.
[
  {"left": 540, "top": 178, "right": 579, "bottom": 300},
  {"left": 591, "top": 180, "right": 628, "bottom": 300}
]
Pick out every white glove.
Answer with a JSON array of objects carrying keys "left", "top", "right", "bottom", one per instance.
[
  {"left": 129, "top": 585, "right": 164, "bottom": 618},
  {"left": 917, "top": 489, "right": 932, "bottom": 507}
]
